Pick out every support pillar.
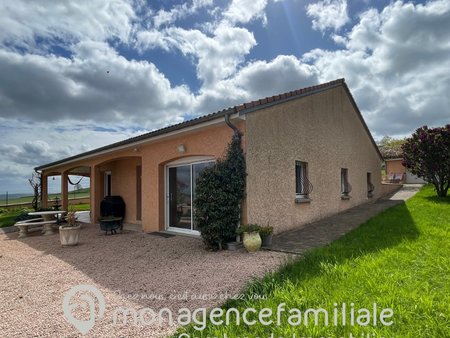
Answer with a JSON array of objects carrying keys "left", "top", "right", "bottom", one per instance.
[
  {"left": 61, "top": 171, "right": 69, "bottom": 212},
  {"left": 91, "top": 165, "right": 102, "bottom": 223},
  {"left": 41, "top": 173, "right": 48, "bottom": 209}
]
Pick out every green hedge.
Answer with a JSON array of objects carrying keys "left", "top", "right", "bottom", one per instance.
[{"left": 194, "top": 133, "right": 246, "bottom": 250}]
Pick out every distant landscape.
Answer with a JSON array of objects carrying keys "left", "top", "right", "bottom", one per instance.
[
  {"left": 0, "top": 188, "right": 90, "bottom": 206},
  {"left": 0, "top": 193, "right": 29, "bottom": 200}
]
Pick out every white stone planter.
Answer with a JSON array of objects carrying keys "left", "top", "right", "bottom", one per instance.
[{"left": 59, "top": 225, "right": 81, "bottom": 246}]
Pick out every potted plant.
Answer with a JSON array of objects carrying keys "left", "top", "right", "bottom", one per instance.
[
  {"left": 59, "top": 209, "right": 81, "bottom": 246},
  {"left": 260, "top": 226, "right": 273, "bottom": 247},
  {"left": 236, "top": 224, "right": 262, "bottom": 253}
]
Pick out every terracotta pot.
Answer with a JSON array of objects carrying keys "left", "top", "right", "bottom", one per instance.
[
  {"left": 243, "top": 231, "right": 262, "bottom": 253},
  {"left": 59, "top": 225, "right": 81, "bottom": 246}
]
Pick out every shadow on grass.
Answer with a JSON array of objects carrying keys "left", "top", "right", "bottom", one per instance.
[
  {"left": 424, "top": 195, "right": 450, "bottom": 204},
  {"left": 225, "top": 201, "right": 419, "bottom": 307}
]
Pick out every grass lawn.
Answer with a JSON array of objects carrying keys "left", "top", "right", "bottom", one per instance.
[
  {"left": 0, "top": 210, "right": 25, "bottom": 228},
  {"left": 0, "top": 188, "right": 90, "bottom": 206},
  {"left": 0, "top": 204, "right": 90, "bottom": 227},
  {"left": 176, "top": 185, "right": 449, "bottom": 337},
  {"left": 70, "top": 203, "right": 90, "bottom": 211}
]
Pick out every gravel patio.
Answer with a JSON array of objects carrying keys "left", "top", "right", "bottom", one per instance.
[{"left": 0, "top": 224, "right": 289, "bottom": 337}]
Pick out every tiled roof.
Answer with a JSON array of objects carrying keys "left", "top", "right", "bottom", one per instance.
[
  {"left": 36, "top": 78, "right": 381, "bottom": 170},
  {"left": 233, "top": 78, "right": 344, "bottom": 112},
  {"left": 379, "top": 146, "right": 403, "bottom": 159}
]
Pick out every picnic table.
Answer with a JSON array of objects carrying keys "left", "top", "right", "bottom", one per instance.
[{"left": 15, "top": 211, "right": 67, "bottom": 238}]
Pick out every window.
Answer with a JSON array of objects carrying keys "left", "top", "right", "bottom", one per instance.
[
  {"left": 341, "top": 168, "right": 351, "bottom": 198},
  {"left": 296, "top": 161, "right": 312, "bottom": 200},
  {"left": 367, "top": 172, "right": 374, "bottom": 197}
]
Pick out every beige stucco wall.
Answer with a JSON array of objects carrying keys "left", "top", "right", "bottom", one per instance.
[
  {"left": 40, "top": 85, "right": 380, "bottom": 235},
  {"left": 139, "top": 121, "right": 245, "bottom": 232},
  {"left": 41, "top": 119, "right": 246, "bottom": 232},
  {"left": 43, "top": 120, "right": 246, "bottom": 232},
  {"left": 245, "top": 86, "right": 383, "bottom": 233},
  {"left": 104, "top": 157, "right": 141, "bottom": 223}
]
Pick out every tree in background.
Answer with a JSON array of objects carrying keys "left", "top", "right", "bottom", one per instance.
[
  {"left": 378, "top": 136, "right": 406, "bottom": 159},
  {"left": 28, "top": 172, "right": 41, "bottom": 211},
  {"left": 402, "top": 125, "right": 450, "bottom": 197},
  {"left": 194, "top": 132, "right": 246, "bottom": 250}
]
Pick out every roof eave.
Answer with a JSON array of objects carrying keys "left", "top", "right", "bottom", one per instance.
[
  {"left": 34, "top": 111, "right": 238, "bottom": 171},
  {"left": 341, "top": 82, "right": 384, "bottom": 161}
]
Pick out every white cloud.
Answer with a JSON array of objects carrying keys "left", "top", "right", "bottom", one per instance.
[
  {"left": 224, "top": 0, "right": 268, "bottom": 24},
  {"left": 170, "top": 23, "right": 257, "bottom": 87},
  {"left": 331, "top": 34, "right": 348, "bottom": 45},
  {"left": 0, "top": 42, "right": 193, "bottom": 126},
  {"left": 0, "top": 118, "right": 143, "bottom": 192},
  {"left": 152, "top": 0, "right": 213, "bottom": 28},
  {"left": 195, "top": 55, "right": 319, "bottom": 113},
  {"left": 135, "top": 29, "right": 172, "bottom": 51},
  {"left": 137, "top": 23, "right": 257, "bottom": 88},
  {"left": 306, "top": 0, "right": 350, "bottom": 32},
  {"left": 0, "top": 0, "right": 136, "bottom": 51},
  {"left": 231, "top": 55, "right": 318, "bottom": 96},
  {"left": 304, "top": 0, "right": 450, "bottom": 137}
]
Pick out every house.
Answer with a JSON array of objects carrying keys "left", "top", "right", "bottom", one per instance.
[
  {"left": 385, "top": 158, "right": 426, "bottom": 184},
  {"left": 35, "top": 79, "right": 383, "bottom": 235},
  {"left": 379, "top": 143, "right": 426, "bottom": 184}
]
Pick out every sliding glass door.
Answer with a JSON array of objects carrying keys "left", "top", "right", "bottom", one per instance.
[
  {"left": 167, "top": 160, "right": 214, "bottom": 233},
  {"left": 168, "top": 165, "right": 191, "bottom": 230}
]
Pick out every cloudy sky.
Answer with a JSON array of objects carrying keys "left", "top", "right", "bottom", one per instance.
[{"left": 1, "top": 0, "right": 449, "bottom": 194}]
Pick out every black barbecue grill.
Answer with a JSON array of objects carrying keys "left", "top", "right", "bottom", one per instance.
[{"left": 100, "top": 196, "right": 125, "bottom": 234}]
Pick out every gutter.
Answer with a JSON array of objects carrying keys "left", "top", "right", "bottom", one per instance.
[{"left": 225, "top": 112, "right": 242, "bottom": 136}]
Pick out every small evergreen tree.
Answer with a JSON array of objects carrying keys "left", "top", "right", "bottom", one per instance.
[
  {"left": 194, "top": 132, "right": 246, "bottom": 250},
  {"left": 402, "top": 125, "right": 450, "bottom": 197}
]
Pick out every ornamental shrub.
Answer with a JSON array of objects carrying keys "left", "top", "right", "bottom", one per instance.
[
  {"left": 402, "top": 125, "right": 450, "bottom": 197},
  {"left": 236, "top": 224, "right": 261, "bottom": 234},
  {"left": 14, "top": 209, "right": 35, "bottom": 222},
  {"left": 194, "top": 132, "right": 246, "bottom": 250}
]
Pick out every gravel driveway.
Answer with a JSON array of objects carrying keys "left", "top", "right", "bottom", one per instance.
[{"left": 0, "top": 224, "right": 289, "bottom": 337}]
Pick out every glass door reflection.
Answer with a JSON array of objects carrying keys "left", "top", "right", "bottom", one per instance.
[
  {"left": 168, "top": 165, "right": 192, "bottom": 230},
  {"left": 167, "top": 160, "right": 215, "bottom": 232}
]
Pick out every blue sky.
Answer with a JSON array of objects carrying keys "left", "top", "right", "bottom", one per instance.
[{"left": 0, "top": 0, "right": 449, "bottom": 194}]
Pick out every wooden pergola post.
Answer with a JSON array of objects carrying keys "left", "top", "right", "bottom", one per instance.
[
  {"left": 61, "top": 171, "right": 69, "bottom": 211},
  {"left": 41, "top": 173, "right": 48, "bottom": 209}
]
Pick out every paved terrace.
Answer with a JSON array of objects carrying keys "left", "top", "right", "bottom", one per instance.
[{"left": 270, "top": 184, "right": 422, "bottom": 254}]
